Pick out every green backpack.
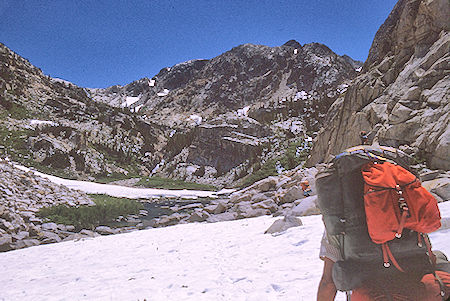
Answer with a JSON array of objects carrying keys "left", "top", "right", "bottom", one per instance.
[{"left": 315, "top": 145, "right": 436, "bottom": 291}]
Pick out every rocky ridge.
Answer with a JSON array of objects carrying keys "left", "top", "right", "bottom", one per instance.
[{"left": 308, "top": 0, "right": 450, "bottom": 170}]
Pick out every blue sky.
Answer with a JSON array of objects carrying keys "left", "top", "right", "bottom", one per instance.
[{"left": 0, "top": 0, "right": 397, "bottom": 88}]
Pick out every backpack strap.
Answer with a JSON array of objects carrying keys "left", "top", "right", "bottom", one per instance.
[
  {"left": 381, "top": 243, "right": 405, "bottom": 272},
  {"left": 421, "top": 234, "right": 447, "bottom": 300}
]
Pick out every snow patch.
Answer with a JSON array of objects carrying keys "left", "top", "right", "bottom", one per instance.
[
  {"left": 14, "top": 163, "right": 219, "bottom": 199},
  {"left": 149, "top": 79, "right": 156, "bottom": 87},
  {"left": 30, "top": 120, "right": 58, "bottom": 127},
  {"left": 237, "top": 106, "right": 250, "bottom": 117},
  {"left": 122, "top": 96, "right": 140, "bottom": 107},
  {"left": 337, "top": 84, "right": 349, "bottom": 94},
  {"left": 294, "top": 90, "right": 309, "bottom": 101},
  {"left": 157, "top": 89, "right": 170, "bottom": 97},
  {"left": 189, "top": 115, "right": 203, "bottom": 125},
  {"left": 133, "top": 104, "right": 144, "bottom": 113},
  {"left": 355, "top": 67, "right": 362, "bottom": 72},
  {"left": 51, "top": 78, "right": 73, "bottom": 86},
  {"left": 151, "top": 159, "right": 165, "bottom": 175}
]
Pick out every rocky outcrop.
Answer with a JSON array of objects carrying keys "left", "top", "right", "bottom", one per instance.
[{"left": 308, "top": 0, "right": 450, "bottom": 170}]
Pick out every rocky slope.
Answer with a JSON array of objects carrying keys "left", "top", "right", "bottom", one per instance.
[
  {"left": 1, "top": 40, "right": 361, "bottom": 187},
  {"left": 308, "top": 0, "right": 449, "bottom": 170},
  {"left": 0, "top": 159, "right": 95, "bottom": 251},
  {"left": 0, "top": 43, "right": 168, "bottom": 180}
]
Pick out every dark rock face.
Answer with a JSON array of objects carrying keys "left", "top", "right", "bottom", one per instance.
[
  {"left": 308, "top": 0, "right": 450, "bottom": 170},
  {"left": 185, "top": 116, "right": 271, "bottom": 175}
]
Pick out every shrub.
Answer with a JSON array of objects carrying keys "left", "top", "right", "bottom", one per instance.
[
  {"left": 38, "top": 194, "right": 143, "bottom": 231},
  {"left": 136, "top": 176, "right": 217, "bottom": 191},
  {"left": 240, "top": 159, "right": 278, "bottom": 188}
]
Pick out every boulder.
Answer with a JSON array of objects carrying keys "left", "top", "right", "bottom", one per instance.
[
  {"left": 422, "top": 178, "right": 450, "bottom": 202},
  {"left": 213, "top": 202, "right": 228, "bottom": 214},
  {"left": 279, "top": 186, "right": 304, "bottom": 204},
  {"left": 79, "top": 229, "right": 99, "bottom": 237},
  {"left": 250, "top": 192, "right": 272, "bottom": 203},
  {"left": 288, "top": 196, "right": 320, "bottom": 216},
  {"left": 0, "top": 234, "right": 12, "bottom": 252},
  {"left": 11, "top": 231, "right": 29, "bottom": 241},
  {"left": 229, "top": 192, "right": 253, "bottom": 204},
  {"left": 251, "top": 199, "right": 279, "bottom": 213},
  {"left": 235, "top": 202, "right": 270, "bottom": 219},
  {"left": 62, "top": 233, "right": 84, "bottom": 242},
  {"left": 187, "top": 211, "right": 210, "bottom": 222},
  {"left": 41, "top": 222, "right": 58, "bottom": 231},
  {"left": 19, "top": 239, "right": 40, "bottom": 248},
  {"left": 95, "top": 226, "right": 118, "bottom": 235},
  {"left": 420, "top": 170, "right": 444, "bottom": 182},
  {"left": 250, "top": 177, "right": 278, "bottom": 193},
  {"left": 154, "top": 213, "right": 189, "bottom": 227},
  {"left": 40, "top": 231, "right": 62, "bottom": 244},
  {"left": 264, "top": 216, "right": 303, "bottom": 234},
  {"left": 207, "top": 212, "right": 238, "bottom": 223}
]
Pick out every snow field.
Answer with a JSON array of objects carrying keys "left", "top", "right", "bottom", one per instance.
[{"left": 1, "top": 201, "right": 448, "bottom": 301}]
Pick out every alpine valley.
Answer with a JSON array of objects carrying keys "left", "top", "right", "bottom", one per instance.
[{"left": 0, "top": 0, "right": 448, "bottom": 254}]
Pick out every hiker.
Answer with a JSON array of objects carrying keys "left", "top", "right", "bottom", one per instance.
[
  {"left": 317, "top": 234, "right": 450, "bottom": 300},
  {"left": 315, "top": 145, "right": 450, "bottom": 300},
  {"left": 317, "top": 233, "right": 339, "bottom": 300},
  {"left": 360, "top": 131, "right": 369, "bottom": 145},
  {"left": 300, "top": 180, "right": 312, "bottom": 197}
]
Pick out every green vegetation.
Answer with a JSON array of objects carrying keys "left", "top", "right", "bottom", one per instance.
[
  {"left": 0, "top": 99, "right": 31, "bottom": 119},
  {"left": 0, "top": 126, "right": 33, "bottom": 159},
  {"left": 279, "top": 139, "right": 311, "bottom": 170},
  {"left": 136, "top": 176, "right": 217, "bottom": 191},
  {"left": 38, "top": 194, "right": 143, "bottom": 231},
  {"left": 240, "top": 159, "right": 278, "bottom": 188},
  {"left": 95, "top": 172, "right": 140, "bottom": 184},
  {"left": 240, "top": 138, "right": 312, "bottom": 188}
]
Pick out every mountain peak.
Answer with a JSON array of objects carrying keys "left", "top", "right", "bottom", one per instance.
[{"left": 283, "top": 40, "right": 302, "bottom": 48}]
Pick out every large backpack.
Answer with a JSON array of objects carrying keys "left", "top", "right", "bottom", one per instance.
[{"left": 315, "top": 145, "right": 442, "bottom": 292}]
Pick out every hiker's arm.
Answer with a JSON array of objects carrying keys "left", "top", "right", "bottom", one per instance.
[{"left": 317, "top": 257, "right": 337, "bottom": 301}]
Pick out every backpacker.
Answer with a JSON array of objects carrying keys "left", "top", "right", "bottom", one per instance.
[{"left": 315, "top": 145, "right": 442, "bottom": 292}]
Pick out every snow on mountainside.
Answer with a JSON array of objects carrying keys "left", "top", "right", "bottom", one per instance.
[{"left": 1, "top": 201, "right": 449, "bottom": 301}]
